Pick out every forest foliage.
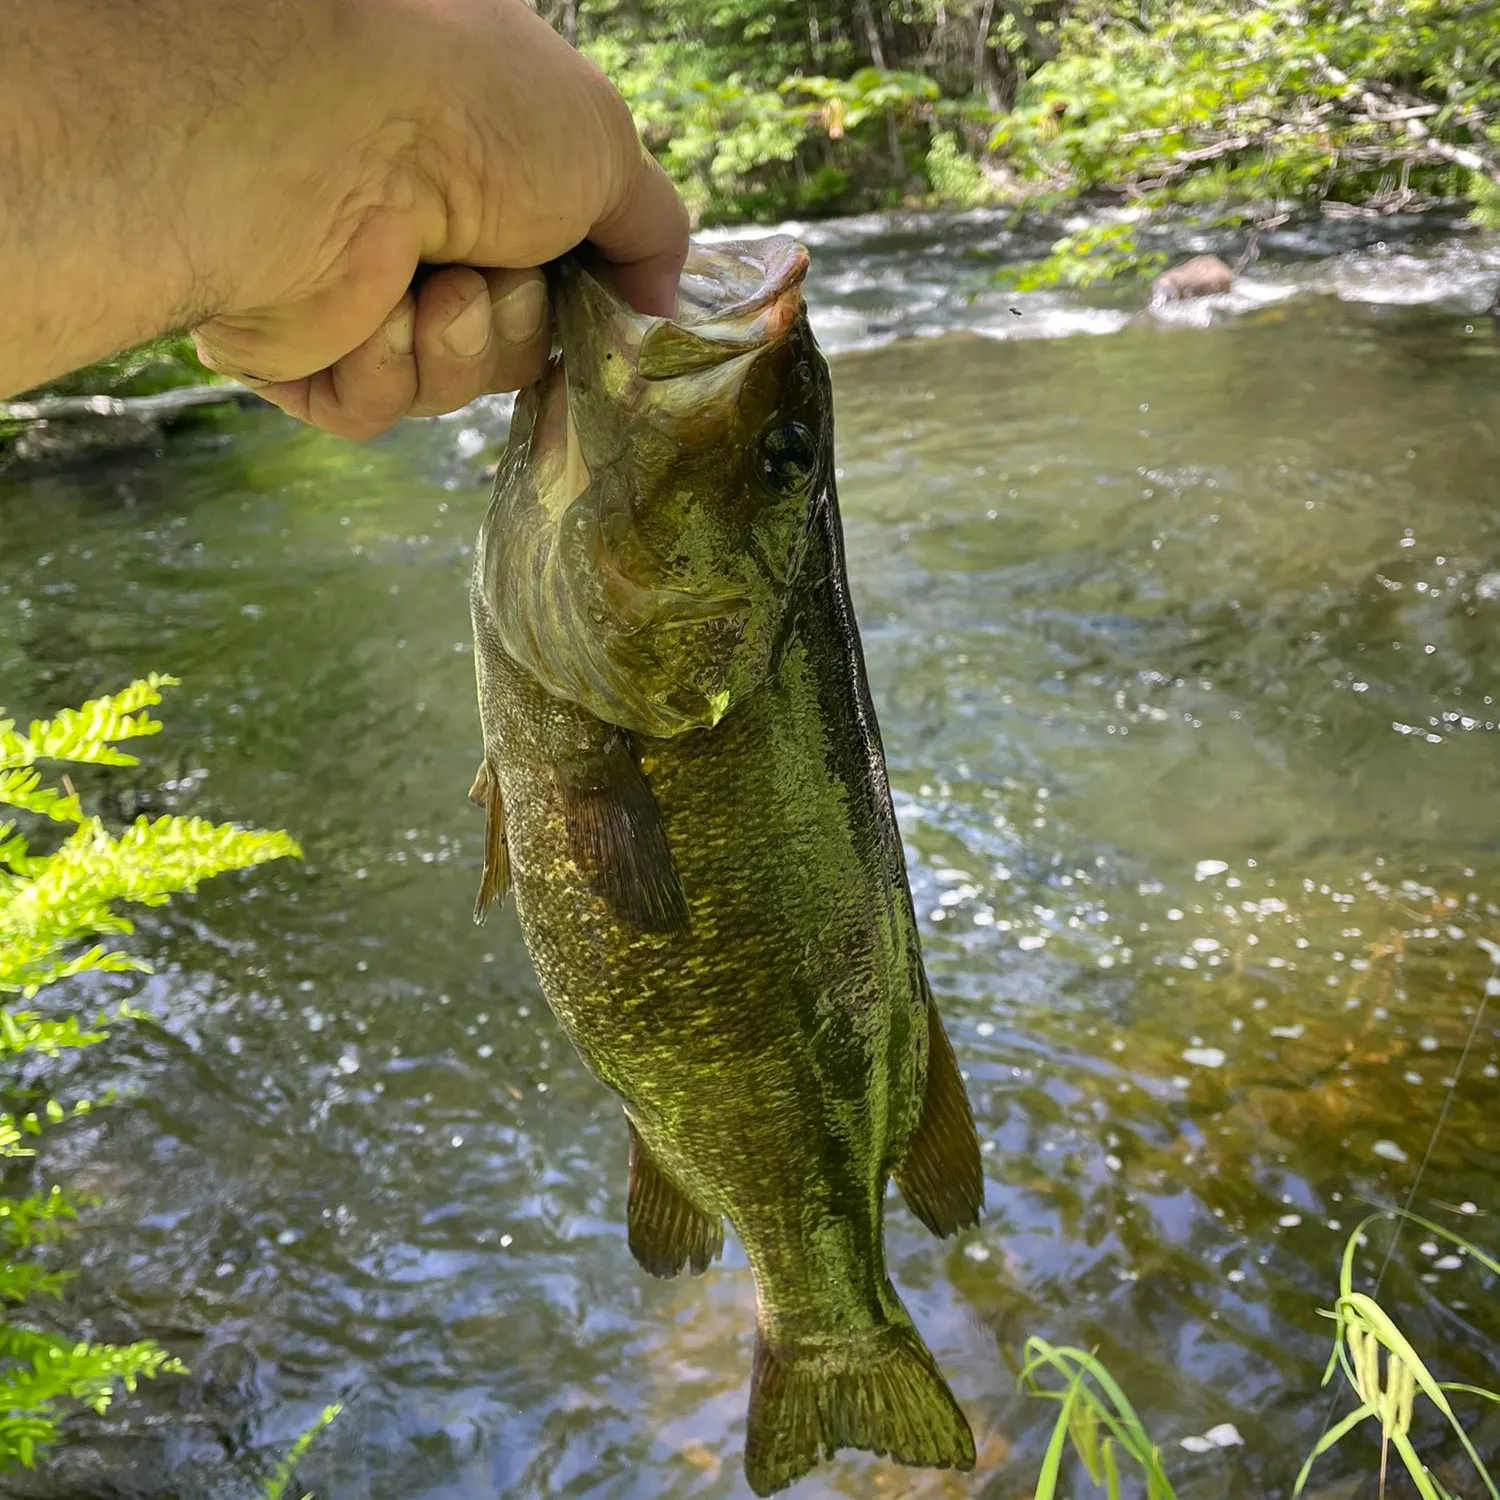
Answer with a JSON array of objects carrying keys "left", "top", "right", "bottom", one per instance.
[{"left": 567, "top": 0, "right": 1500, "bottom": 227}]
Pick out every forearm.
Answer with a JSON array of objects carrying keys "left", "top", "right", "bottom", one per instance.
[
  {"left": 0, "top": 0, "right": 404, "bottom": 397},
  {"left": 0, "top": 0, "right": 686, "bottom": 434}
]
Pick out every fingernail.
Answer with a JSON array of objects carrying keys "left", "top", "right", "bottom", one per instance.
[
  {"left": 493, "top": 278, "right": 547, "bottom": 346},
  {"left": 384, "top": 305, "right": 414, "bottom": 356},
  {"left": 442, "top": 294, "right": 491, "bottom": 358}
]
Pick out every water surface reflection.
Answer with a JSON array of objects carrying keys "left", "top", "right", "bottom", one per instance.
[{"left": 1, "top": 238, "right": 1498, "bottom": 1500}]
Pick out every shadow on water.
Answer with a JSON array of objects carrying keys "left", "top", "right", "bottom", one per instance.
[{"left": 2, "top": 236, "right": 1499, "bottom": 1498}]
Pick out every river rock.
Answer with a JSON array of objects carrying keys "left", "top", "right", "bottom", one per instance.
[{"left": 1151, "top": 253, "right": 1237, "bottom": 303}]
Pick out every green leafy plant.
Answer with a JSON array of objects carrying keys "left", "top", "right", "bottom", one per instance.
[
  {"left": 1021, "top": 1338, "right": 1178, "bottom": 1500},
  {"left": 1294, "top": 1211, "right": 1500, "bottom": 1500},
  {"left": 926, "top": 129, "right": 1002, "bottom": 206},
  {"left": 1021, "top": 1210, "right": 1500, "bottom": 1500},
  {"left": 785, "top": 66, "right": 941, "bottom": 137},
  {"left": 260, "top": 1402, "right": 343, "bottom": 1500},
  {"left": 0, "top": 675, "right": 300, "bottom": 1469},
  {"left": 1001, "top": 220, "right": 1170, "bottom": 290},
  {"left": 1471, "top": 174, "right": 1500, "bottom": 230}
]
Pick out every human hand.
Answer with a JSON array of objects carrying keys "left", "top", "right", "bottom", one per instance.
[{"left": 189, "top": 0, "right": 687, "bottom": 440}]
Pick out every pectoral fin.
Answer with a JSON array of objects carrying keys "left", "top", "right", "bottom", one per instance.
[
  {"left": 626, "top": 1119, "right": 723, "bottom": 1278},
  {"left": 894, "top": 995, "right": 984, "bottom": 1238},
  {"left": 469, "top": 758, "right": 511, "bottom": 924},
  {"left": 556, "top": 737, "right": 688, "bottom": 933}
]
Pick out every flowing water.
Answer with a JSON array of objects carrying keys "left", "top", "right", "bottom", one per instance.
[{"left": 3, "top": 214, "right": 1500, "bottom": 1500}]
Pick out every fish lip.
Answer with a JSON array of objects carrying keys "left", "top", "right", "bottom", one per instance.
[
  {"left": 554, "top": 237, "right": 811, "bottom": 382},
  {"left": 639, "top": 240, "right": 810, "bottom": 377},
  {"left": 679, "top": 236, "right": 811, "bottom": 339},
  {"left": 649, "top": 594, "right": 753, "bottom": 629}
]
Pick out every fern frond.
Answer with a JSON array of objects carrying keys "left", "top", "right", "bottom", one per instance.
[
  {"left": 0, "top": 816, "right": 299, "bottom": 995},
  {"left": 260, "top": 1403, "right": 343, "bottom": 1500},
  {"left": 0, "top": 826, "right": 39, "bottom": 878},
  {"left": 0, "top": 674, "right": 180, "bottom": 773},
  {"left": 0, "top": 1260, "right": 70, "bottom": 1306},
  {"left": 0, "top": 771, "right": 82, "bottom": 826},
  {"left": 0, "top": 674, "right": 298, "bottom": 1473},
  {"left": 1, "top": 947, "right": 146, "bottom": 1000},
  {"left": 0, "top": 1187, "right": 78, "bottom": 1254},
  {"left": 0, "top": 1328, "right": 184, "bottom": 1468}
]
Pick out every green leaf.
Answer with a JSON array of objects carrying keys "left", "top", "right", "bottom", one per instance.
[
  {"left": 1291, "top": 1404, "right": 1377, "bottom": 1497},
  {"left": 0, "top": 675, "right": 181, "bottom": 773}
]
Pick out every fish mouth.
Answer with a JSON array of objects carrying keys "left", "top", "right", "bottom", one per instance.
[
  {"left": 545, "top": 235, "right": 812, "bottom": 627},
  {"left": 637, "top": 237, "right": 810, "bottom": 377},
  {"left": 551, "top": 236, "right": 811, "bottom": 386},
  {"left": 521, "top": 237, "right": 812, "bottom": 734}
]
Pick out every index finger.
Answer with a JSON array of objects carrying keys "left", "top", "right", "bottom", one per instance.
[{"left": 588, "top": 147, "right": 690, "bottom": 319}]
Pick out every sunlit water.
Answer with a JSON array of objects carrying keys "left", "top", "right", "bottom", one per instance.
[{"left": 2, "top": 215, "right": 1499, "bottom": 1500}]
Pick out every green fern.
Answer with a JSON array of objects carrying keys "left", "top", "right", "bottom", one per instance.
[
  {"left": 0, "top": 677, "right": 300, "bottom": 1470},
  {"left": 0, "top": 674, "right": 300, "bottom": 1000},
  {"left": 0, "top": 675, "right": 179, "bottom": 772},
  {"left": 0, "top": 814, "right": 300, "bottom": 996}
]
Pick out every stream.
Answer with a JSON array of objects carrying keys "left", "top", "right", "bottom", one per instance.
[{"left": 2, "top": 209, "right": 1499, "bottom": 1499}]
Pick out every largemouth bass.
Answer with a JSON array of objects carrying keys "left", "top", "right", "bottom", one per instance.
[{"left": 469, "top": 236, "right": 984, "bottom": 1495}]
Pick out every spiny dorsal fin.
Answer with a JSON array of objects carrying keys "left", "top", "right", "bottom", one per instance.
[
  {"left": 894, "top": 994, "right": 984, "bottom": 1238},
  {"left": 556, "top": 738, "right": 688, "bottom": 933},
  {"left": 626, "top": 1118, "right": 723, "bottom": 1278},
  {"left": 469, "top": 758, "right": 511, "bottom": 924}
]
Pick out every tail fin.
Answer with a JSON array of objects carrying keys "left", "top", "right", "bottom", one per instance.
[{"left": 743, "top": 1308, "right": 975, "bottom": 1496}]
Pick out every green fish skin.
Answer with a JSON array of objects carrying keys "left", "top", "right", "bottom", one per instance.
[{"left": 469, "top": 236, "right": 984, "bottom": 1496}]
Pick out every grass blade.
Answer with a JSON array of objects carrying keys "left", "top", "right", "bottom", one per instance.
[{"left": 1291, "top": 1404, "right": 1375, "bottom": 1497}]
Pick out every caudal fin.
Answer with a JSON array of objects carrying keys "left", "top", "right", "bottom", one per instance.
[{"left": 743, "top": 1308, "right": 975, "bottom": 1497}]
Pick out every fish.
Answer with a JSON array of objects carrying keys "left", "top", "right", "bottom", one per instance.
[{"left": 468, "top": 234, "right": 984, "bottom": 1496}]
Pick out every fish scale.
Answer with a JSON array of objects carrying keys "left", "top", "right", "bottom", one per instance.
[{"left": 468, "top": 236, "right": 984, "bottom": 1496}]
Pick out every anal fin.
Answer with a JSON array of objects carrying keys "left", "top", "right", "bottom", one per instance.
[
  {"left": 895, "top": 994, "right": 984, "bottom": 1238},
  {"left": 627, "top": 1119, "right": 722, "bottom": 1278},
  {"left": 557, "top": 736, "right": 688, "bottom": 933},
  {"left": 469, "top": 758, "right": 510, "bottom": 924}
]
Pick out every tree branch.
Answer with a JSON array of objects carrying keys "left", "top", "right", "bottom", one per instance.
[{"left": 1312, "top": 51, "right": 1500, "bottom": 184}]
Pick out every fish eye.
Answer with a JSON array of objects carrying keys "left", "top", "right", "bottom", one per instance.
[{"left": 757, "top": 422, "right": 818, "bottom": 495}]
